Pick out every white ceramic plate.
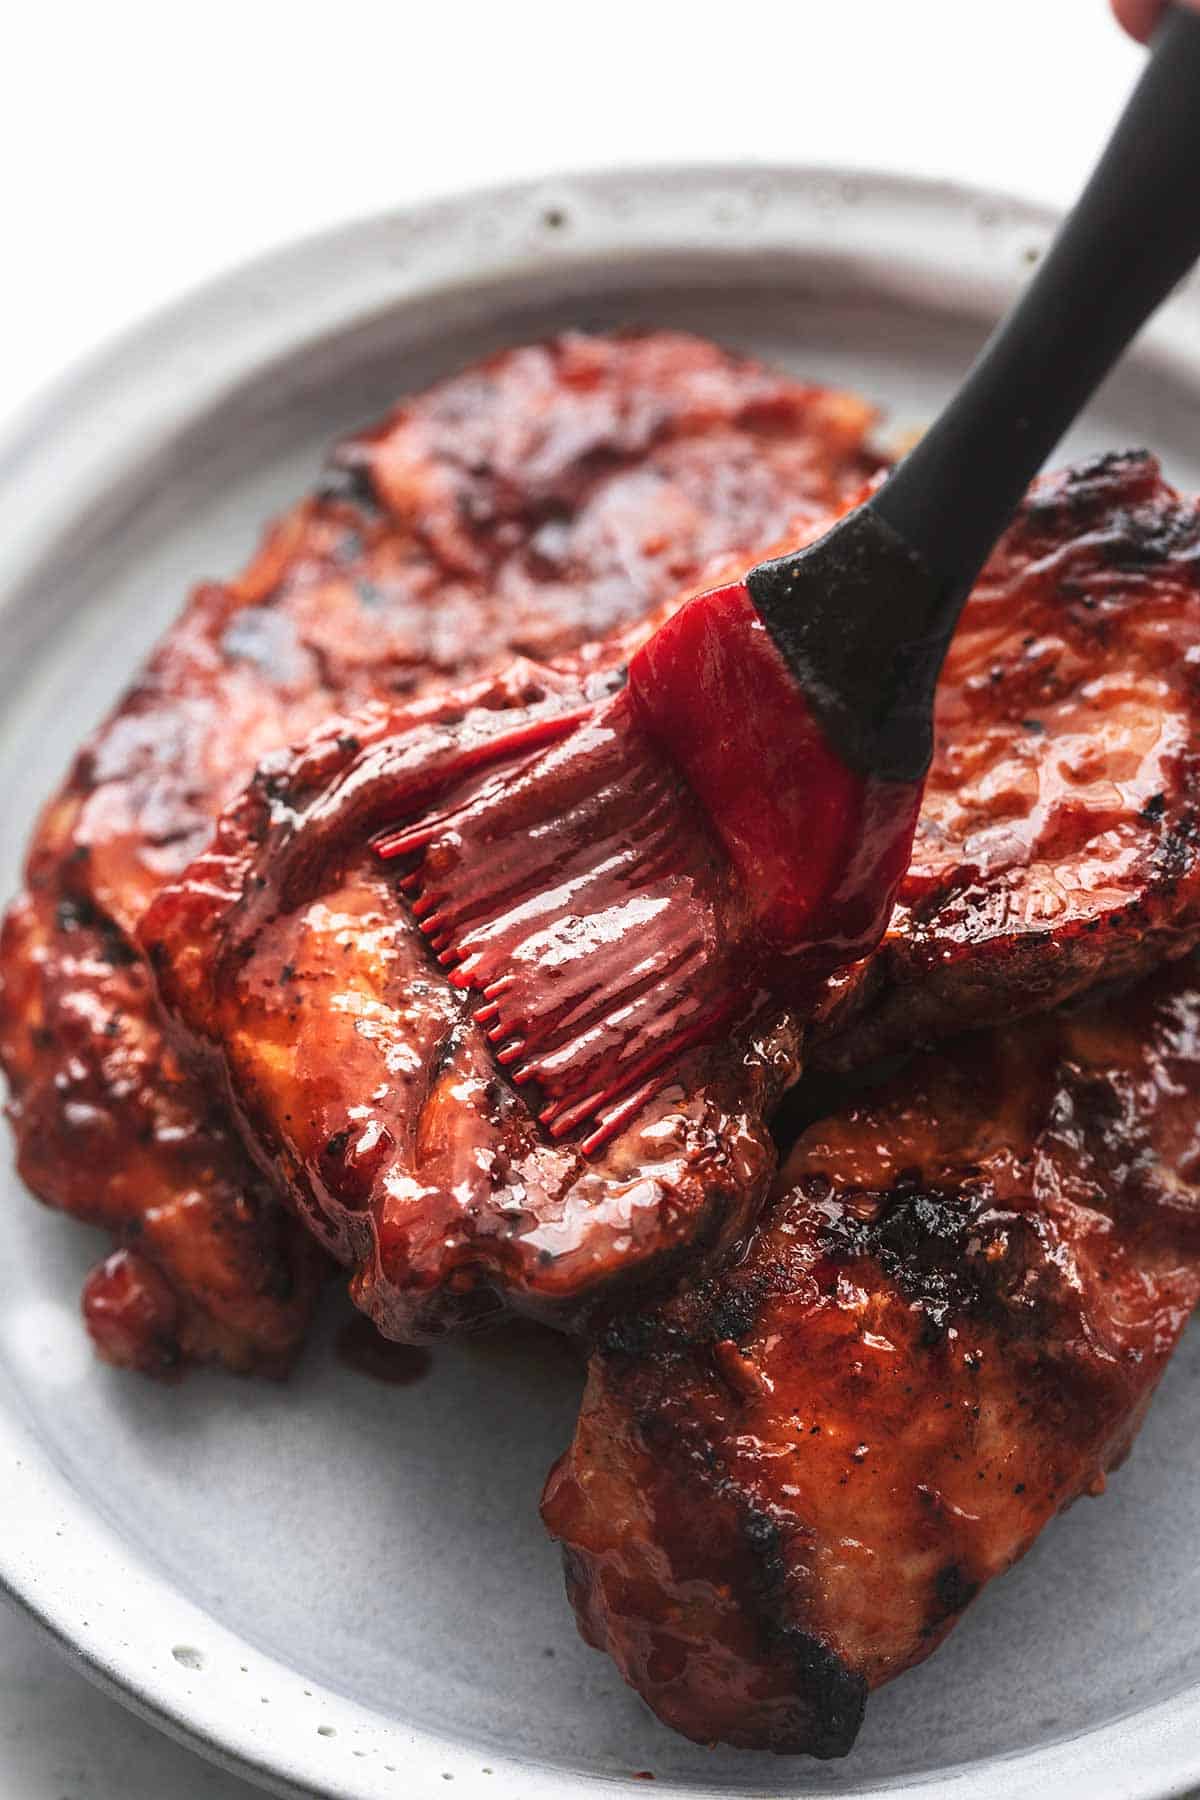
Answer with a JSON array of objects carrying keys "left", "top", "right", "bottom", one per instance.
[{"left": 4, "top": 166, "right": 1200, "bottom": 1800}]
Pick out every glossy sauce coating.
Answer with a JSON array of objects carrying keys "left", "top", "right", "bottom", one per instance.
[
  {"left": 141, "top": 667, "right": 803, "bottom": 1339},
  {"left": 543, "top": 959, "right": 1200, "bottom": 1755},
  {"left": 815, "top": 451, "right": 1200, "bottom": 1065},
  {"left": 376, "top": 682, "right": 757, "bottom": 1157},
  {"left": 376, "top": 578, "right": 921, "bottom": 1156},
  {"left": 0, "top": 873, "right": 322, "bottom": 1374},
  {"left": 0, "top": 333, "right": 877, "bottom": 1372},
  {"left": 141, "top": 454, "right": 1200, "bottom": 1348}
]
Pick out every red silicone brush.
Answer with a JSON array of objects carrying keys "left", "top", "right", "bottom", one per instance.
[{"left": 377, "top": 9, "right": 1200, "bottom": 1153}]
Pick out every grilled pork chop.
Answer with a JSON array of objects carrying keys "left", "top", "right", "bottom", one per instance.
[
  {"left": 0, "top": 332, "right": 876, "bottom": 1372},
  {"left": 815, "top": 449, "right": 1200, "bottom": 1064},
  {"left": 141, "top": 453, "right": 1200, "bottom": 1345},
  {"left": 542, "top": 957, "right": 1200, "bottom": 1756}
]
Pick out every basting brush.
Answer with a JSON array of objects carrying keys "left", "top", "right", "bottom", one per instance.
[{"left": 377, "top": 9, "right": 1200, "bottom": 1153}]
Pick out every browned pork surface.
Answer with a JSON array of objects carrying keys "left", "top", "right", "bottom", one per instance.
[
  {"left": 0, "top": 333, "right": 876, "bottom": 1371},
  {"left": 815, "top": 450, "right": 1200, "bottom": 1063},
  {"left": 543, "top": 959, "right": 1200, "bottom": 1755},
  {"left": 140, "top": 453, "right": 1200, "bottom": 1345}
]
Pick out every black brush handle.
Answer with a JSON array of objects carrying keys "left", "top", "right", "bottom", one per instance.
[
  {"left": 871, "top": 3, "right": 1200, "bottom": 607},
  {"left": 749, "top": 5, "right": 1200, "bottom": 783}
]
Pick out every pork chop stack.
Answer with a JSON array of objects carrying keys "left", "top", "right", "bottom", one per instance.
[
  {"left": 140, "top": 450, "right": 1200, "bottom": 1342},
  {"left": 4, "top": 334, "right": 1200, "bottom": 1760},
  {"left": 0, "top": 332, "right": 877, "bottom": 1373}
]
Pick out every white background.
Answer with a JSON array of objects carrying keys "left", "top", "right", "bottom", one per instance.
[{"left": 0, "top": 2, "right": 1157, "bottom": 1795}]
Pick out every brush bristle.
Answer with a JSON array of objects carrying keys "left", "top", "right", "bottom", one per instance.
[{"left": 375, "top": 689, "right": 743, "bottom": 1155}]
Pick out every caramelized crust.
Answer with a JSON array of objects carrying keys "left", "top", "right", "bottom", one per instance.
[
  {"left": 542, "top": 960, "right": 1200, "bottom": 1755},
  {"left": 816, "top": 451, "right": 1200, "bottom": 1063},
  {"left": 0, "top": 883, "right": 320, "bottom": 1375},
  {"left": 140, "top": 664, "right": 805, "bottom": 1339},
  {"left": 0, "top": 332, "right": 877, "bottom": 1372},
  {"left": 141, "top": 455, "right": 1200, "bottom": 1347}
]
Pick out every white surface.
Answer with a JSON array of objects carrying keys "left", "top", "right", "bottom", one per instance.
[{"left": 0, "top": 3, "right": 1157, "bottom": 1797}]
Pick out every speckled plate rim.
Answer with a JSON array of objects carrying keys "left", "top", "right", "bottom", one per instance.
[{"left": 3, "top": 162, "right": 1200, "bottom": 1800}]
